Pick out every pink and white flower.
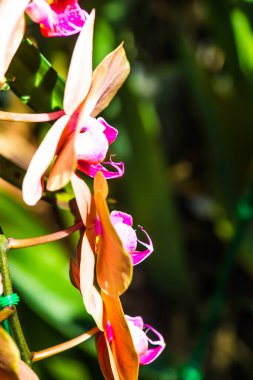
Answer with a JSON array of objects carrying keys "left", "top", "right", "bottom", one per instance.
[
  {"left": 0, "top": 0, "right": 87, "bottom": 81},
  {"left": 108, "top": 210, "right": 153, "bottom": 265},
  {"left": 22, "top": 10, "right": 129, "bottom": 205},
  {"left": 125, "top": 316, "right": 166, "bottom": 365}
]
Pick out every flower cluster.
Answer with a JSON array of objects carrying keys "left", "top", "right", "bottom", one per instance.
[{"left": 0, "top": 2, "right": 165, "bottom": 379}]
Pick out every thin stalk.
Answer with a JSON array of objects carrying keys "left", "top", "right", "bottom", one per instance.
[
  {"left": 0, "top": 232, "right": 32, "bottom": 365},
  {"left": 32, "top": 326, "right": 99, "bottom": 362},
  {"left": 8, "top": 220, "right": 83, "bottom": 249},
  {"left": 0, "top": 109, "right": 64, "bottom": 122}
]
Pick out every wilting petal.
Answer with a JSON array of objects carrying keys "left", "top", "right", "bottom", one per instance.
[
  {"left": 138, "top": 324, "right": 166, "bottom": 365},
  {"left": 131, "top": 226, "right": 154, "bottom": 265},
  {"left": 97, "top": 117, "right": 118, "bottom": 144},
  {"left": 102, "top": 293, "right": 139, "bottom": 380},
  {"left": 78, "top": 160, "right": 124, "bottom": 179},
  {"left": 0, "top": 0, "right": 29, "bottom": 80},
  {"left": 94, "top": 173, "right": 132, "bottom": 297},
  {"left": 110, "top": 211, "right": 133, "bottom": 227},
  {"left": 22, "top": 114, "right": 70, "bottom": 205},
  {"left": 63, "top": 9, "right": 94, "bottom": 115},
  {"left": 39, "top": 0, "right": 88, "bottom": 37},
  {"left": 83, "top": 43, "right": 130, "bottom": 117}
]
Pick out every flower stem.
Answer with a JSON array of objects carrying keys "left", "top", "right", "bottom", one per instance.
[
  {"left": 0, "top": 110, "right": 64, "bottom": 122},
  {"left": 0, "top": 232, "right": 32, "bottom": 365},
  {"left": 8, "top": 220, "right": 83, "bottom": 249},
  {"left": 32, "top": 326, "right": 99, "bottom": 362}
]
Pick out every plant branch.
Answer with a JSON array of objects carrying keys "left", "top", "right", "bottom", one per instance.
[
  {"left": 32, "top": 326, "right": 99, "bottom": 362},
  {"left": 0, "top": 110, "right": 64, "bottom": 122},
  {"left": 0, "top": 232, "right": 32, "bottom": 365},
  {"left": 8, "top": 220, "right": 83, "bottom": 249}
]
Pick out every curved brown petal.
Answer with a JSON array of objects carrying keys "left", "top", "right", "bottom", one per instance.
[
  {"left": 63, "top": 9, "right": 95, "bottom": 115},
  {"left": 94, "top": 188, "right": 133, "bottom": 297},
  {"left": 83, "top": 43, "right": 130, "bottom": 118},
  {"left": 102, "top": 293, "right": 139, "bottom": 380},
  {"left": 22, "top": 115, "right": 70, "bottom": 205},
  {"left": 0, "top": 0, "right": 29, "bottom": 80}
]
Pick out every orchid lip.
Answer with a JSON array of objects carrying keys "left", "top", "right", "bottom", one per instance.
[{"left": 131, "top": 226, "right": 154, "bottom": 266}]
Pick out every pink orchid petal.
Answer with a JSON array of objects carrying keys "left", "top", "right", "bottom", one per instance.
[
  {"left": 0, "top": 0, "right": 29, "bottom": 80},
  {"left": 131, "top": 226, "right": 154, "bottom": 266},
  {"left": 39, "top": 0, "right": 88, "bottom": 37},
  {"left": 26, "top": 0, "right": 54, "bottom": 30},
  {"left": 22, "top": 114, "right": 70, "bottom": 206},
  {"left": 63, "top": 9, "right": 95, "bottom": 115},
  {"left": 126, "top": 315, "right": 144, "bottom": 330},
  {"left": 97, "top": 117, "right": 118, "bottom": 144},
  {"left": 113, "top": 222, "right": 137, "bottom": 254},
  {"left": 110, "top": 211, "right": 133, "bottom": 227},
  {"left": 128, "top": 324, "right": 149, "bottom": 357},
  {"left": 139, "top": 324, "right": 166, "bottom": 365},
  {"left": 77, "top": 160, "right": 124, "bottom": 179}
]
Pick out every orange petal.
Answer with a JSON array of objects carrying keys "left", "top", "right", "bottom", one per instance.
[
  {"left": 0, "top": 325, "right": 19, "bottom": 379},
  {"left": 87, "top": 43, "right": 130, "bottom": 118},
  {"left": 94, "top": 171, "right": 109, "bottom": 199},
  {"left": 63, "top": 9, "right": 95, "bottom": 115},
  {"left": 0, "top": 0, "right": 29, "bottom": 80},
  {"left": 102, "top": 293, "right": 139, "bottom": 380},
  {"left": 94, "top": 189, "right": 133, "bottom": 297},
  {"left": 22, "top": 115, "right": 70, "bottom": 205}
]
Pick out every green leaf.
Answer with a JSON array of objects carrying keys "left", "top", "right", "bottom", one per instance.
[{"left": 8, "top": 38, "right": 65, "bottom": 112}]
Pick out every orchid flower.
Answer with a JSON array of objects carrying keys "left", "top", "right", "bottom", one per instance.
[
  {"left": 96, "top": 292, "right": 139, "bottom": 380},
  {"left": 70, "top": 172, "right": 133, "bottom": 328},
  {"left": 0, "top": 0, "right": 87, "bottom": 82},
  {"left": 22, "top": 10, "right": 130, "bottom": 206},
  {"left": 125, "top": 316, "right": 166, "bottom": 365},
  {"left": 96, "top": 293, "right": 165, "bottom": 379},
  {"left": 110, "top": 211, "right": 153, "bottom": 265}
]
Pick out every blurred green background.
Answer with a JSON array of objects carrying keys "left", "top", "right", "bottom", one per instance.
[{"left": 2, "top": 0, "right": 253, "bottom": 379}]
